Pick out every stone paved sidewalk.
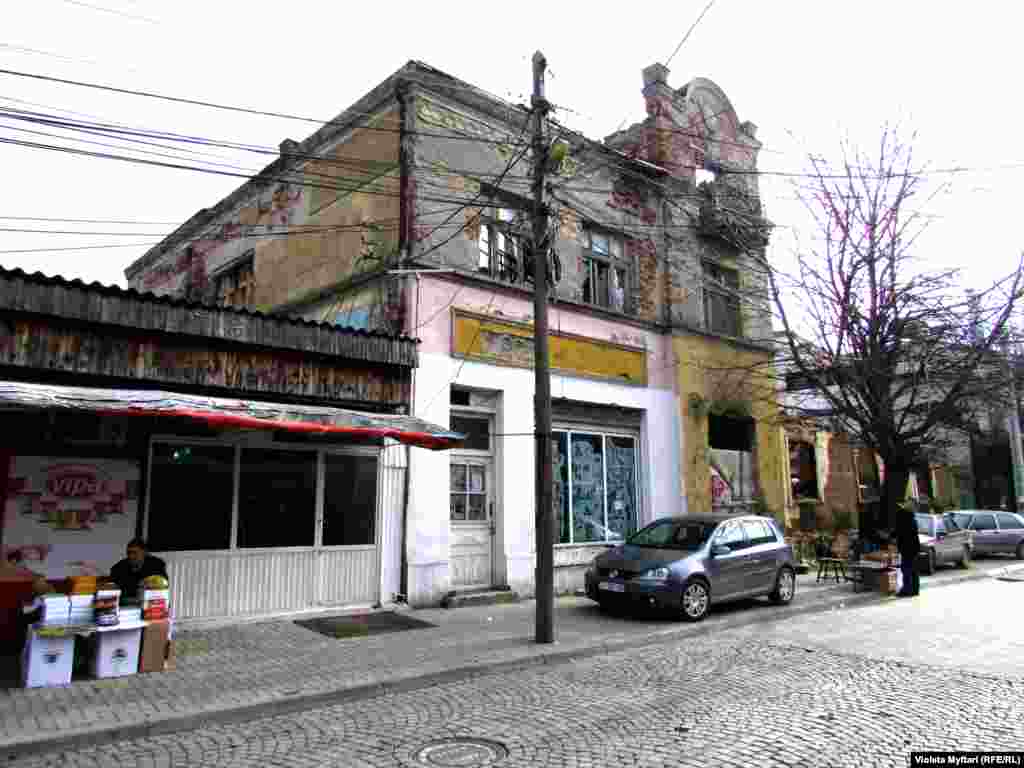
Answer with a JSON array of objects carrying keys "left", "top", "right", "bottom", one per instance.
[{"left": 0, "top": 558, "right": 1017, "bottom": 760}]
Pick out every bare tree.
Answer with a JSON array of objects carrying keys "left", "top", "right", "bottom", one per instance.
[{"left": 771, "top": 128, "right": 1024, "bottom": 537}]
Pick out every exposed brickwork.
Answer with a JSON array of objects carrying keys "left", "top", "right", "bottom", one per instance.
[{"left": 823, "top": 431, "right": 858, "bottom": 528}]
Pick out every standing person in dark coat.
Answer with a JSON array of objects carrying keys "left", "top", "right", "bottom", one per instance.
[{"left": 894, "top": 507, "right": 921, "bottom": 597}]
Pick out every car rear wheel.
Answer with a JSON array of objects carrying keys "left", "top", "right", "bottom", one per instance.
[
  {"left": 958, "top": 546, "right": 971, "bottom": 569},
  {"left": 770, "top": 567, "right": 796, "bottom": 605},
  {"left": 681, "top": 579, "right": 710, "bottom": 622},
  {"left": 922, "top": 548, "right": 936, "bottom": 575}
]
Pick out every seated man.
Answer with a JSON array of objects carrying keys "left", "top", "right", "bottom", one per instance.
[{"left": 109, "top": 538, "right": 167, "bottom": 598}]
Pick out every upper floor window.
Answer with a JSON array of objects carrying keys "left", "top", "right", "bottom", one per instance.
[
  {"left": 692, "top": 143, "right": 716, "bottom": 185},
  {"left": 703, "top": 260, "right": 740, "bottom": 337},
  {"left": 214, "top": 252, "right": 255, "bottom": 309},
  {"left": 477, "top": 205, "right": 526, "bottom": 285},
  {"left": 582, "top": 230, "right": 633, "bottom": 314}
]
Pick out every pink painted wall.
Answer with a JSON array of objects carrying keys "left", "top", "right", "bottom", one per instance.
[{"left": 411, "top": 277, "right": 677, "bottom": 391}]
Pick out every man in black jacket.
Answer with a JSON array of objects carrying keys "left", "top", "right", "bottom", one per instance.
[
  {"left": 894, "top": 508, "right": 921, "bottom": 597},
  {"left": 110, "top": 538, "right": 167, "bottom": 598}
]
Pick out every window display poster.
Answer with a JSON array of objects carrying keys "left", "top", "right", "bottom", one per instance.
[{"left": 1, "top": 457, "right": 140, "bottom": 578}]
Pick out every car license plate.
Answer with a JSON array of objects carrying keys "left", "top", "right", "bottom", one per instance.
[{"left": 599, "top": 581, "right": 625, "bottom": 593}]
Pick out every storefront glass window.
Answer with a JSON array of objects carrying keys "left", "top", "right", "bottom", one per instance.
[
  {"left": 572, "top": 433, "right": 605, "bottom": 543},
  {"left": 237, "top": 449, "right": 316, "bottom": 548},
  {"left": 323, "top": 454, "right": 377, "bottom": 546},
  {"left": 554, "top": 430, "right": 638, "bottom": 544},
  {"left": 554, "top": 432, "right": 570, "bottom": 543},
  {"left": 606, "top": 436, "right": 638, "bottom": 541},
  {"left": 148, "top": 443, "right": 233, "bottom": 552}
]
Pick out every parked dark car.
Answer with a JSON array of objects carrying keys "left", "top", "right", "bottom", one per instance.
[
  {"left": 948, "top": 510, "right": 1024, "bottom": 560},
  {"left": 584, "top": 515, "right": 796, "bottom": 622},
  {"left": 914, "top": 512, "right": 973, "bottom": 574}
]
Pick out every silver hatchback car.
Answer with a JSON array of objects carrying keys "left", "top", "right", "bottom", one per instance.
[{"left": 584, "top": 514, "right": 796, "bottom": 622}]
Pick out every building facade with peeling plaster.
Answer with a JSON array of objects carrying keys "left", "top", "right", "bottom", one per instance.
[{"left": 125, "top": 61, "right": 786, "bottom": 608}]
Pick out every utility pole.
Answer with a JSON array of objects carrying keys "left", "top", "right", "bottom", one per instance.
[
  {"left": 1001, "top": 331, "right": 1024, "bottom": 511},
  {"left": 531, "top": 50, "right": 554, "bottom": 644}
]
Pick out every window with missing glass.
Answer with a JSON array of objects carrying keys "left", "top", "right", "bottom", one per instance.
[
  {"left": 450, "top": 414, "right": 490, "bottom": 452},
  {"left": 554, "top": 429, "right": 639, "bottom": 544},
  {"left": 147, "top": 443, "right": 234, "bottom": 552},
  {"left": 703, "top": 260, "right": 741, "bottom": 336},
  {"left": 214, "top": 251, "right": 255, "bottom": 308},
  {"left": 709, "top": 413, "right": 755, "bottom": 507},
  {"left": 477, "top": 204, "right": 526, "bottom": 284},
  {"left": 582, "top": 230, "right": 633, "bottom": 314}
]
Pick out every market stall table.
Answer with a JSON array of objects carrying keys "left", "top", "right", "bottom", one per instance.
[{"left": 21, "top": 620, "right": 147, "bottom": 687}]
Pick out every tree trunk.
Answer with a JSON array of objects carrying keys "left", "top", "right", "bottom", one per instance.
[{"left": 881, "top": 459, "right": 910, "bottom": 537}]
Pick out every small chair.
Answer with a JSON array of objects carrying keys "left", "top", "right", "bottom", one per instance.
[
  {"left": 816, "top": 538, "right": 847, "bottom": 583},
  {"left": 816, "top": 557, "right": 846, "bottom": 583}
]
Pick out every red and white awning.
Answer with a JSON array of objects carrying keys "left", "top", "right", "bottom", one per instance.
[{"left": 0, "top": 381, "right": 463, "bottom": 451}]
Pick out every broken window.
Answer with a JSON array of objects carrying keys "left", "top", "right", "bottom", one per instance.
[
  {"left": 476, "top": 204, "right": 525, "bottom": 284},
  {"left": 213, "top": 251, "right": 256, "bottom": 308},
  {"left": 789, "top": 439, "right": 819, "bottom": 500},
  {"left": 582, "top": 230, "right": 633, "bottom": 314},
  {"left": 693, "top": 143, "right": 716, "bottom": 185},
  {"left": 708, "top": 413, "right": 755, "bottom": 513},
  {"left": 703, "top": 260, "right": 741, "bottom": 337}
]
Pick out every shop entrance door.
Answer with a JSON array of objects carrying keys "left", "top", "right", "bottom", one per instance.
[{"left": 449, "top": 457, "right": 494, "bottom": 588}]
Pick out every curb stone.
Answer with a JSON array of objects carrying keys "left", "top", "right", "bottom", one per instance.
[{"left": 0, "top": 562, "right": 1012, "bottom": 761}]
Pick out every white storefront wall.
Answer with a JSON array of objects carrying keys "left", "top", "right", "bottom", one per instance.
[{"left": 407, "top": 350, "right": 682, "bottom": 606}]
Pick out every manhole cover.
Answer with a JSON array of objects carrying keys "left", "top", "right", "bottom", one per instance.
[{"left": 411, "top": 738, "right": 509, "bottom": 767}]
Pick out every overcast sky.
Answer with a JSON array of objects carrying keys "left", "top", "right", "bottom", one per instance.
[{"left": 1, "top": 0, "right": 1020, "bottom": 307}]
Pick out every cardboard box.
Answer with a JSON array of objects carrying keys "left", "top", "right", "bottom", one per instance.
[
  {"left": 90, "top": 626, "right": 142, "bottom": 678},
  {"left": 22, "top": 629, "right": 74, "bottom": 688},
  {"left": 138, "top": 620, "right": 171, "bottom": 673},
  {"left": 164, "top": 638, "right": 176, "bottom": 671}
]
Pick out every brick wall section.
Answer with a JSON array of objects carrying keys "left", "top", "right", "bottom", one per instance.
[
  {"left": 821, "top": 432, "right": 858, "bottom": 528},
  {"left": 632, "top": 237, "right": 660, "bottom": 322}
]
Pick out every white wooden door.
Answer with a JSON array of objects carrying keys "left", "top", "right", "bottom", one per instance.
[{"left": 449, "top": 457, "right": 494, "bottom": 588}]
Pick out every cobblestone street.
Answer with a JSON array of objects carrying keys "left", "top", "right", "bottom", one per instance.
[{"left": 7, "top": 575, "right": 1024, "bottom": 768}]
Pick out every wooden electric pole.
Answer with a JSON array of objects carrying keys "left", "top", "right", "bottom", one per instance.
[{"left": 531, "top": 50, "right": 554, "bottom": 644}]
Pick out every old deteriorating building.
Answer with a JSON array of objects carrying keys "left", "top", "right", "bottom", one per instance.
[
  {"left": 125, "top": 60, "right": 783, "bottom": 606},
  {"left": 0, "top": 267, "right": 458, "bottom": 630}
]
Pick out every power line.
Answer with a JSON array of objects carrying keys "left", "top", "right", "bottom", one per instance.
[
  {"left": 0, "top": 136, "right": 534, "bottom": 213},
  {"left": 0, "top": 103, "right": 537, "bottom": 180},
  {"left": 0, "top": 242, "right": 158, "bottom": 254},
  {"left": 0, "top": 215, "right": 182, "bottom": 225},
  {"left": 0, "top": 42, "right": 136, "bottom": 71},
  {"left": 0, "top": 67, "right": 531, "bottom": 147},
  {"left": 665, "top": 0, "right": 717, "bottom": 67},
  {"left": 55, "top": 0, "right": 161, "bottom": 23}
]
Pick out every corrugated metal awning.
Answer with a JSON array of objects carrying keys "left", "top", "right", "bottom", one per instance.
[{"left": 0, "top": 381, "right": 462, "bottom": 451}]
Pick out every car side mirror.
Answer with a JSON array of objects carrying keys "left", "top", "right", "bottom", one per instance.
[{"left": 711, "top": 544, "right": 731, "bottom": 557}]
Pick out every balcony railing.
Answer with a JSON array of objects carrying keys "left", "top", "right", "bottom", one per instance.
[{"left": 698, "top": 180, "right": 771, "bottom": 252}]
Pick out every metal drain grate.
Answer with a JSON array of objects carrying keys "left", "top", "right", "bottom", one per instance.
[{"left": 411, "top": 738, "right": 509, "bottom": 766}]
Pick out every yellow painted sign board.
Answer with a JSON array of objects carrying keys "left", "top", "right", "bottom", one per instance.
[{"left": 452, "top": 310, "right": 647, "bottom": 386}]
